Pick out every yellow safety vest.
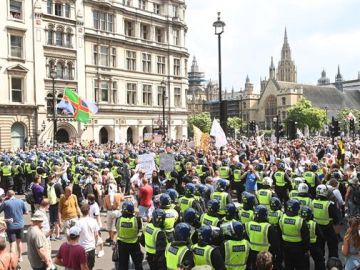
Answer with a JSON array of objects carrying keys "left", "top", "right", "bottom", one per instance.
[
  {"left": 164, "top": 208, "right": 179, "bottom": 232},
  {"left": 2, "top": 166, "right": 12, "bottom": 176},
  {"left": 233, "top": 169, "right": 241, "bottom": 182},
  {"left": 306, "top": 220, "right": 317, "bottom": 244},
  {"left": 175, "top": 161, "right": 182, "bottom": 172},
  {"left": 239, "top": 209, "right": 254, "bottom": 225},
  {"left": 196, "top": 165, "right": 205, "bottom": 177},
  {"left": 245, "top": 221, "right": 270, "bottom": 252},
  {"left": 178, "top": 197, "right": 195, "bottom": 214},
  {"left": 192, "top": 244, "right": 214, "bottom": 269},
  {"left": 312, "top": 199, "right": 332, "bottom": 226},
  {"left": 111, "top": 166, "right": 119, "bottom": 178},
  {"left": 219, "top": 167, "right": 230, "bottom": 179},
  {"left": 144, "top": 223, "right": 163, "bottom": 254},
  {"left": 256, "top": 189, "right": 272, "bottom": 208},
  {"left": 268, "top": 210, "right": 282, "bottom": 226},
  {"left": 303, "top": 172, "right": 316, "bottom": 187},
  {"left": 279, "top": 214, "right": 303, "bottom": 243},
  {"left": 165, "top": 244, "right": 189, "bottom": 270},
  {"left": 289, "top": 190, "right": 299, "bottom": 199},
  {"left": 224, "top": 239, "right": 250, "bottom": 270},
  {"left": 293, "top": 196, "right": 312, "bottom": 207},
  {"left": 117, "top": 216, "right": 139, "bottom": 243},
  {"left": 200, "top": 213, "right": 220, "bottom": 227},
  {"left": 274, "top": 171, "right": 286, "bottom": 187},
  {"left": 210, "top": 191, "right": 228, "bottom": 215}
]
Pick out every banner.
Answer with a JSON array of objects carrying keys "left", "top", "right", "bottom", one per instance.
[
  {"left": 210, "top": 119, "right": 228, "bottom": 148},
  {"left": 159, "top": 153, "right": 175, "bottom": 172},
  {"left": 193, "top": 125, "right": 203, "bottom": 148},
  {"left": 138, "top": 153, "right": 156, "bottom": 178},
  {"left": 200, "top": 133, "right": 211, "bottom": 152}
]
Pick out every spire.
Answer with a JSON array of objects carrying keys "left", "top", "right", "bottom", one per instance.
[
  {"left": 284, "top": 27, "right": 288, "bottom": 44},
  {"left": 269, "top": 56, "right": 275, "bottom": 79},
  {"left": 335, "top": 65, "right": 343, "bottom": 82},
  {"left": 277, "top": 28, "right": 297, "bottom": 82},
  {"left": 270, "top": 56, "right": 275, "bottom": 68},
  {"left": 191, "top": 56, "right": 199, "bottom": 72},
  {"left": 318, "top": 68, "right": 330, "bottom": 85},
  {"left": 246, "top": 75, "right": 250, "bottom": 83}
]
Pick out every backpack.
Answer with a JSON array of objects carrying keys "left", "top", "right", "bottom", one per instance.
[
  {"left": 25, "top": 184, "right": 35, "bottom": 205},
  {"left": 352, "top": 186, "right": 360, "bottom": 205}
]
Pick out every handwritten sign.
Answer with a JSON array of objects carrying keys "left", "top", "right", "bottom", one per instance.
[
  {"left": 159, "top": 153, "right": 175, "bottom": 172},
  {"left": 138, "top": 153, "right": 156, "bottom": 178}
]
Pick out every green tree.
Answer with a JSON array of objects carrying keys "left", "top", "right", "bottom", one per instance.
[
  {"left": 188, "top": 112, "right": 212, "bottom": 134},
  {"left": 286, "top": 98, "right": 326, "bottom": 132},
  {"left": 335, "top": 108, "right": 360, "bottom": 130},
  {"left": 227, "top": 117, "right": 242, "bottom": 138}
]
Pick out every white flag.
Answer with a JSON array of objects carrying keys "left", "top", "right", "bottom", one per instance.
[
  {"left": 297, "top": 128, "right": 304, "bottom": 138},
  {"left": 347, "top": 112, "right": 356, "bottom": 121},
  {"left": 210, "top": 119, "right": 228, "bottom": 148}
]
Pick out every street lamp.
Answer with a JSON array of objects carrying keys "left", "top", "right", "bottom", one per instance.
[
  {"left": 273, "top": 115, "right": 279, "bottom": 143},
  {"left": 213, "top": 12, "right": 227, "bottom": 133},
  {"left": 50, "top": 68, "right": 57, "bottom": 151},
  {"left": 161, "top": 79, "right": 167, "bottom": 141}
]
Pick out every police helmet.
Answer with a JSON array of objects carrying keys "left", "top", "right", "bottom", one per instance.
[
  {"left": 159, "top": 193, "right": 172, "bottom": 209},
  {"left": 152, "top": 209, "right": 166, "bottom": 228},
  {"left": 198, "top": 225, "right": 212, "bottom": 245},
  {"left": 232, "top": 221, "right": 245, "bottom": 240},
  {"left": 100, "top": 161, "right": 109, "bottom": 169},
  {"left": 298, "top": 183, "right": 309, "bottom": 194},
  {"left": 254, "top": 205, "right": 268, "bottom": 222},
  {"left": 113, "top": 160, "right": 121, "bottom": 167},
  {"left": 121, "top": 201, "right": 134, "bottom": 216},
  {"left": 262, "top": 177, "right": 273, "bottom": 187},
  {"left": 294, "top": 177, "right": 305, "bottom": 187},
  {"left": 217, "top": 179, "right": 229, "bottom": 192},
  {"left": 222, "top": 160, "right": 229, "bottom": 166},
  {"left": 286, "top": 199, "right": 300, "bottom": 216},
  {"left": 183, "top": 208, "right": 199, "bottom": 226},
  {"left": 195, "top": 184, "right": 208, "bottom": 197},
  {"left": 270, "top": 197, "right": 282, "bottom": 211},
  {"left": 256, "top": 163, "right": 264, "bottom": 171},
  {"left": 316, "top": 184, "right": 329, "bottom": 198},
  {"left": 174, "top": 223, "right": 191, "bottom": 242},
  {"left": 165, "top": 188, "right": 179, "bottom": 203},
  {"left": 300, "top": 206, "right": 313, "bottom": 221},
  {"left": 225, "top": 203, "right": 237, "bottom": 219},
  {"left": 242, "top": 192, "right": 256, "bottom": 209},
  {"left": 332, "top": 171, "right": 341, "bottom": 180},
  {"left": 278, "top": 163, "right": 285, "bottom": 170},
  {"left": 311, "top": 164, "right": 318, "bottom": 172},
  {"left": 184, "top": 183, "right": 196, "bottom": 197},
  {"left": 36, "top": 167, "right": 46, "bottom": 175},
  {"left": 207, "top": 199, "right": 220, "bottom": 214},
  {"left": 198, "top": 159, "right": 205, "bottom": 166}
]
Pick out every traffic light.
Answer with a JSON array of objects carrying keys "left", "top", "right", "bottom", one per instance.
[{"left": 350, "top": 119, "right": 355, "bottom": 132}]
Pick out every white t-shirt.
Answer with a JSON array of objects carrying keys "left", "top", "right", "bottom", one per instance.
[
  {"left": 89, "top": 202, "right": 100, "bottom": 219},
  {"left": 76, "top": 216, "right": 99, "bottom": 252}
]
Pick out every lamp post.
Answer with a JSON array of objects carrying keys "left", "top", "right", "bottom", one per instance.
[
  {"left": 50, "top": 68, "right": 57, "bottom": 152},
  {"left": 323, "top": 106, "right": 328, "bottom": 136},
  {"left": 240, "top": 94, "right": 243, "bottom": 134},
  {"left": 161, "top": 79, "right": 166, "bottom": 141},
  {"left": 273, "top": 115, "right": 279, "bottom": 143},
  {"left": 213, "top": 12, "right": 226, "bottom": 133}
]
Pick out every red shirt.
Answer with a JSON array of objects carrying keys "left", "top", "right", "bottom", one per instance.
[
  {"left": 139, "top": 184, "right": 153, "bottom": 208},
  {"left": 57, "top": 242, "right": 87, "bottom": 270}
]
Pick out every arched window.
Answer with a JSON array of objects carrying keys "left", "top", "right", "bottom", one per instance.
[
  {"left": 282, "top": 97, "right": 286, "bottom": 106},
  {"left": 48, "top": 60, "right": 55, "bottom": 77},
  {"left": 55, "top": 27, "right": 63, "bottom": 46},
  {"left": 47, "top": 24, "right": 54, "bottom": 45},
  {"left": 67, "top": 62, "right": 73, "bottom": 80},
  {"left": 66, "top": 28, "right": 72, "bottom": 47},
  {"left": 11, "top": 122, "right": 26, "bottom": 149},
  {"left": 56, "top": 62, "right": 64, "bottom": 78},
  {"left": 243, "top": 102, "right": 246, "bottom": 109},
  {"left": 46, "top": 93, "right": 54, "bottom": 114},
  {"left": 265, "top": 95, "right": 277, "bottom": 128}
]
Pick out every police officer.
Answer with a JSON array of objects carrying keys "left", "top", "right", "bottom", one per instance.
[
  {"left": 141, "top": 209, "right": 167, "bottom": 270},
  {"left": 13, "top": 159, "right": 25, "bottom": 194},
  {"left": 311, "top": 184, "right": 340, "bottom": 258},
  {"left": 293, "top": 183, "right": 312, "bottom": 207},
  {"left": 183, "top": 208, "right": 201, "bottom": 245},
  {"left": 219, "top": 160, "right": 231, "bottom": 180},
  {"left": 194, "top": 184, "right": 208, "bottom": 212},
  {"left": 116, "top": 201, "right": 143, "bottom": 270},
  {"left": 192, "top": 225, "right": 225, "bottom": 270},
  {"left": 268, "top": 197, "right": 283, "bottom": 226},
  {"left": 210, "top": 179, "right": 232, "bottom": 218},
  {"left": 245, "top": 205, "right": 281, "bottom": 270},
  {"left": 222, "top": 203, "right": 239, "bottom": 224},
  {"left": 220, "top": 221, "right": 250, "bottom": 270},
  {"left": 200, "top": 199, "right": 221, "bottom": 227},
  {"left": 256, "top": 177, "right": 274, "bottom": 209},
  {"left": 111, "top": 160, "right": 122, "bottom": 190},
  {"left": 1, "top": 159, "right": 13, "bottom": 192},
  {"left": 159, "top": 194, "right": 179, "bottom": 241},
  {"left": 304, "top": 164, "right": 320, "bottom": 198},
  {"left": 239, "top": 192, "right": 256, "bottom": 224},
  {"left": 272, "top": 162, "right": 292, "bottom": 205},
  {"left": 165, "top": 188, "right": 180, "bottom": 210},
  {"left": 289, "top": 177, "right": 305, "bottom": 199},
  {"left": 300, "top": 206, "right": 326, "bottom": 270},
  {"left": 165, "top": 223, "right": 194, "bottom": 270},
  {"left": 279, "top": 199, "right": 310, "bottom": 270},
  {"left": 178, "top": 183, "right": 203, "bottom": 216},
  {"left": 232, "top": 163, "right": 243, "bottom": 202}
]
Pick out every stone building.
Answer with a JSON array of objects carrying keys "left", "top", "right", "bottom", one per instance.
[
  {"left": 0, "top": 0, "right": 189, "bottom": 149},
  {"left": 187, "top": 56, "right": 206, "bottom": 114}
]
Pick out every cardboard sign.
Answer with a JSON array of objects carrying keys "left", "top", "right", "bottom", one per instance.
[
  {"left": 138, "top": 153, "right": 156, "bottom": 178},
  {"left": 159, "top": 153, "right": 175, "bottom": 172}
]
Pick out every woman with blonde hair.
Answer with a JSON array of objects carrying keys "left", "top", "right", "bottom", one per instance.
[{"left": 342, "top": 216, "right": 360, "bottom": 270}]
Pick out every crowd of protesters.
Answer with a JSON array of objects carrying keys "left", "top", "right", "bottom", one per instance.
[{"left": 0, "top": 135, "right": 359, "bottom": 269}]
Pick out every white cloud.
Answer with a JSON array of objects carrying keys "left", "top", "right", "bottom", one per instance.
[{"left": 186, "top": 0, "right": 360, "bottom": 91}]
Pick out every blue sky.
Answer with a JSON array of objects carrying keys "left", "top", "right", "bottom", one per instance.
[{"left": 186, "top": 0, "right": 360, "bottom": 92}]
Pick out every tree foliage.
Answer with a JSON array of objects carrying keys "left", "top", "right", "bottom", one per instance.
[
  {"left": 286, "top": 98, "right": 326, "bottom": 132},
  {"left": 335, "top": 108, "right": 360, "bottom": 130},
  {"left": 188, "top": 112, "right": 212, "bottom": 133}
]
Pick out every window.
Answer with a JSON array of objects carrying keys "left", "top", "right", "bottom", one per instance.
[
  {"left": 142, "top": 85, "right": 152, "bottom": 105},
  {"left": 99, "top": 46, "right": 109, "bottom": 66},
  {"left": 124, "top": 20, "right": 134, "bottom": 37},
  {"left": 173, "top": 5, "right": 178, "bottom": 17},
  {"left": 47, "top": 28, "right": 54, "bottom": 45},
  {"left": 112, "top": 81, "right": 118, "bottom": 104},
  {"left": 94, "top": 80, "right": 99, "bottom": 102},
  {"left": 64, "top": 3, "right": 70, "bottom": 18},
  {"left": 93, "top": 45, "right": 98, "bottom": 65},
  {"left": 155, "top": 27, "right": 164, "bottom": 42},
  {"left": 67, "top": 62, "right": 73, "bottom": 80},
  {"left": 55, "top": 30, "right": 63, "bottom": 46},
  {"left": 174, "top": 87, "right": 181, "bottom": 106},
  {"left": 48, "top": 60, "right": 55, "bottom": 77},
  {"left": 11, "top": 77, "right": 23, "bottom": 102},
  {"left": 173, "top": 30, "right": 180, "bottom": 45},
  {"left": 111, "top": 48, "right": 116, "bottom": 67},
  {"left": 282, "top": 97, "right": 286, "bottom": 106},
  {"left": 124, "top": 0, "right": 131, "bottom": 6},
  {"left": 56, "top": 62, "right": 64, "bottom": 78},
  {"left": 55, "top": 3, "right": 62, "bottom": 16},
  {"left": 184, "top": 59, "right": 188, "bottom": 75},
  {"left": 66, "top": 32, "right": 72, "bottom": 48},
  {"left": 153, "top": 3, "right": 160, "bottom": 14},
  {"left": 47, "top": 0, "right": 53, "bottom": 14},
  {"left": 10, "top": 35, "right": 23, "bottom": 58},
  {"left": 157, "top": 56, "right": 165, "bottom": 74},
  {"left": 142, "top": 53, "right": 151, "bottom": 73},
  {"left": 127, "top": 83, "right": 137, "bottom": 105},
  {"left": 141, "top": 24, "right": 149, "bottom": 40},
  {"left": 93, "top": 11, "right": 114, "bottom": 32},
  {"left": 173, "top": 58, "right": 180, "bottom": 76},
  {"left": 243, "top": 102, "right": 246, "bottom": 110},
  {"left": 157, "top": 86, "right": 164, "bottom": 106},
  {"left": 126, "top": 51, "right": 136, "bottom": 71},
  {"left": 139, "top": 0, "right": 146, "bottom": 10},
  {"left": 100, "top": 81, "right": 109, "bottom": 102},
  {"left": 10, "top": 0, "right": 22, "bottom": 20}
]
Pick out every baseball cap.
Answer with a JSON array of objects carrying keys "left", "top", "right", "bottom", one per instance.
[
  {"left": 31, "top": 213, "right": 44, "bottom": 222},
  {"left": 68, "top": 226, "right": 81, "bottom": 237}
]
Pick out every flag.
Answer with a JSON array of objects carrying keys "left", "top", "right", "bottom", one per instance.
[
  {"left": 61, "top": 88, "right": 98, "bottom": 123},
  {"left": 297, "top": 129, "right": 304, "bottom": 138},
  {"left": 347, "top": 112, "right": 356, "bottom": 121},
  {"left": 200, "top": 133, "right": 210, "bottom": 152},
  {"left": 210, "top": 119, "right": 228, "bottom": 148},
  {"left": 193, "top": 125, "right": 203, "bottom": 149},
  {"left": 57, "top": 99, "right": 74, "bottom": 114}
]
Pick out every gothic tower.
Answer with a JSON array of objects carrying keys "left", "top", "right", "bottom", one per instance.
[
  {"left": 269, "top": 56, "right": 275, "bottom": 79},
  {"left": 276, "top": 28, "right": 297, "bottom": 82}
]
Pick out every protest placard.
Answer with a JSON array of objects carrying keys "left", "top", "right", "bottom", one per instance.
[
  {"left": 159, "top": 153, "right": 175, "bottom": 172},
  {"left": 138, "top": 153, "right": 156, "bottom": 178}
]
